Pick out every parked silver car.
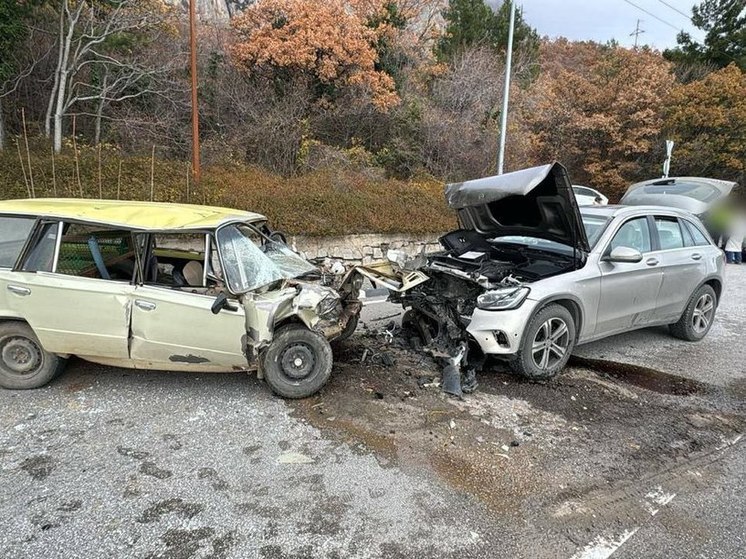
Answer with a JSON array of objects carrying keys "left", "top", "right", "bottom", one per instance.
[{"left": 360, "top": 163, "right": 725, "bottom": 387}]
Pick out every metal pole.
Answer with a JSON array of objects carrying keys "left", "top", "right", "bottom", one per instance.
[
  {"left": 189, "top": 0, "right": 201, "bottom": 184},
  {"left": 497, "top": 0, "right": 516, "bottom": 175}
]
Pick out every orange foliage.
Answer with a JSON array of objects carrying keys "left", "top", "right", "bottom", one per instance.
[
  {"left": 665, "top": 63, "right": 746, "bottom": 181},
  {"left": 230, "top": 0, "right": 400, "bottom": 110},
  {"left": 523, "top": 41, "right": 675, "bottom": 198}
]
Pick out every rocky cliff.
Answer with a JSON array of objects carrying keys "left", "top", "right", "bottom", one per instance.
[{"left": 166, "top": 0, "right": 254, "bottom": 22}]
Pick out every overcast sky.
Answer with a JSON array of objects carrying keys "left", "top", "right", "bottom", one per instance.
[{"left": 488, "top": 0, "right": 705, "bottom": 50}]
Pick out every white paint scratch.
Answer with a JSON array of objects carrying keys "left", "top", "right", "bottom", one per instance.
[{"left": 570, "top": 528, "right": 639, "bottom": 559}]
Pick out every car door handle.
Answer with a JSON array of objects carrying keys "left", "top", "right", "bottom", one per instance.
[
  {"left": 646, "top": 258, "right": 659, "bottom": 266},
  {"left": 134, "top": 300, "right": 156, "bottom": 311},
  {"left": 691, "top": 253, "right": 702, "bottom": 260},
  {"left": 7, "top": 285, "right": 31, "bottom": 296}
]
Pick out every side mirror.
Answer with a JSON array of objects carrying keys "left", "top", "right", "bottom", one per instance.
[
  {"left": 606, "top": 246, "right": 643, "bottom": 263},
  {"left": 211, "top": 292, "right": 237, "bottom": 314}
]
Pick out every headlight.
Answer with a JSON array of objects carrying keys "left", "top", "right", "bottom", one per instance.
[{"left": 476, "top": 287, "right": 530, "bottom": 310}]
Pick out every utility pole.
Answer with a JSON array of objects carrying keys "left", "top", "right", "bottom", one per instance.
[
  {"left": 497, "top": 0, "right": 516, "bottom": 175},
  {"left": 189, "top": 0, "right": 201, "bottom": 184},
  {"left": 630, "top": 19, "right": 645, "bottom": 49}
]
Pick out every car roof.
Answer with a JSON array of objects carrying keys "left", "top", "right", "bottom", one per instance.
[{"left": 0, "top": 198, "right": 265, "bottom": 231}]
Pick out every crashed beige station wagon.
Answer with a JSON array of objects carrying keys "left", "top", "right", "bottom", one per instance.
[{"left": 0, "top": 199, "right": 362, "bottom": 398}]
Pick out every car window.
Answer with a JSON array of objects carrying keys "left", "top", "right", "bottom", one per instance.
[
  {"left": 574, "top": 187, "right": 598, "bottom": 198},
  {"left": 217, "top": 223, "right": 316, "bottom": 293},
  {"left": 682, "top": 220, "right": 711, "bottom": 246},
  {"left": 641, "top": 182, "right": 720, "bottom": 203},
  {"left": 56, "top": 223, "right": 134, "bottom": 281},
  {"left": 581, "top": 215, "right": 609, "bottom": 248},
  {"left": 609, "top": 217, "right": 651, "bottom": 253},
  {"left": 655, "top": 217, "right": 684, "bottom": 250},
  {"left": 0, "top": 216, "right": 35, "bottom": 268},
  {"left": 22, "top": 222, "right": 59, "bottom": 272},
  {"left": 143, "top": 233, "right": 209, "bottom": 288}
]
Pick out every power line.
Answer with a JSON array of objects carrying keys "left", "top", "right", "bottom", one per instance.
[
  {"left": 621, "top": 0, "right": 681, "bottom": 31},
  {"left": 653, "top": 0, "right": 693, "bottom": 20}
]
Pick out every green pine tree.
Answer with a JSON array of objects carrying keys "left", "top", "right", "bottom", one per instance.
[
  {"left": 664, "top": 0, "right": 745, "bottom": 71},
  {"left": 435, "top": 0, "right": 538, "bottom": 63}
]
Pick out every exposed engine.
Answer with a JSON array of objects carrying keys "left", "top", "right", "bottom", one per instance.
[{"left": 388, "top": 229, "right": 581, "bottom": 397}]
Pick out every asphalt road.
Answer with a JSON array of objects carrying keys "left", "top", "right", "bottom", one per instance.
[{"left": 0, "top": 265, "right": 744, "bottom": 559}]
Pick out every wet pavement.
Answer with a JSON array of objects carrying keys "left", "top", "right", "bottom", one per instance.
[{"left": 0, "top": 265, "right": 744, "bottom": 558}]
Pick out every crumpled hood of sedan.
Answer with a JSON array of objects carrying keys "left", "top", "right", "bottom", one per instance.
[{"left": 445, "top": 162, "right": 590, "bottom": 253}]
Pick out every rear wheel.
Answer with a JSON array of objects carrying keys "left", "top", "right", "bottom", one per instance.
[
  {"left": 0, "top": 322, "right": 65, "bottom": 390},
  {"left": 261, "top": 324, "right": 333, "bottom": 399},
  {"left": 510, "top": 304, "right": 576, "bottom": 380},
  {"left": 669, "top": 284, "right": 717, "bottom": 341}
]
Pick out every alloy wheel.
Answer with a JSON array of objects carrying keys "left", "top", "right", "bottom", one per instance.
[
  {"left": 531, "top": 318, "right": 570, "bottom": 370},
  {"left": 692, "top": 293, "right": 715, "bottom": 334}
]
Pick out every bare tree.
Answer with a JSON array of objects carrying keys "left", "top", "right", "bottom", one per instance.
[{"left": 46, "top": 0, "right": 175, "bottom": 153}]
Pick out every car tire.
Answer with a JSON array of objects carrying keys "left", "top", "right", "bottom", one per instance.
[
  {"left": 510, "top": 304, "right": 576, "bottom": 380},
  {"left": 669, "top": 284, "right": 717, "bottom": 342},
  {"left": 261, "top": 324, "right": 333, "bottom": 399},
  {"left": 0, "top": 322, "right": 65, "bottom": 390}
]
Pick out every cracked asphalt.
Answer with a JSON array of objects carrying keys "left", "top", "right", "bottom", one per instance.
[{"left": 1, "top": 265, "right": 744, "bottom": 559}]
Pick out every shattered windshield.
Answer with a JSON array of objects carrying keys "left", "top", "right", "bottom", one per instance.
[{"left": 217, "top": 223, "right": 317, "bottom": 293}]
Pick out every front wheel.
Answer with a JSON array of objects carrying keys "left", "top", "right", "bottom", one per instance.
[
  {"left": 0, "top": 322, "right": 66, "bottom": 390},
  {"left": 261, "top": 324, "right": 333, "bottom": 399},
  {"left": 510, "top": 304, "right": 576, "bottom": 380},
  {"left": 669, "top": 284, "right": 717, "bottom": 341}
]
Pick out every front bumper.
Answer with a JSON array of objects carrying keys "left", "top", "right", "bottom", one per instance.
[{"left": 465, "top": 298, "right": 540, "bottom": 355}]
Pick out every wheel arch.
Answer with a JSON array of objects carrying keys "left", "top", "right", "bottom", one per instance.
[{"left": 533, "top": 296, "right": 584, "bottom": 342}]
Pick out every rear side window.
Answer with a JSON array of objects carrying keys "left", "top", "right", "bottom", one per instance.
[
  {"left": 682, "top": 220, "right": 711, "bottom": 246},
  {"left": 22, "top": 222, "right": 59, "bottom": 272},
  {"left": 655, "top": 217, "right": 684, "bottom": 250},
  {"left": 609, "top": 217, "right": 651, "bottom": 253},
  {"left": 0, "top": 217, "right": 35, "bottom": 268}
]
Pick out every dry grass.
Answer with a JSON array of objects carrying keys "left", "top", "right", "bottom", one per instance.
[{"left": 0, "top": 140, "right": 456, "bottom": 237}]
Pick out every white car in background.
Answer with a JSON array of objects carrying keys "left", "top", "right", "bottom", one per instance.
[{"left": 573, "top": 185, "right": 608, "bottom": 206}]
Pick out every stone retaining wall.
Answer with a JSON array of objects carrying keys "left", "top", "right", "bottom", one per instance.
[{"left": 288, "top": 233, "right": 443, "bottom": 265}]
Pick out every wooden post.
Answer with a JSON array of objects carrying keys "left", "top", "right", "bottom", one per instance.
[
  {"left": 186, "top": 162, "right": 190, "bottom": 203},
  {"left": 72, "top": 115, "right": 82, "bottom": 196},
  {"left": 97, "top": 144, "right": 102, "bottom": 198},
  {"left": 150, "top": 145, "right": 155, "bottom": 201},
  {"left": 21, "top": 109, "right": 35, "bottom": 198},
  {"left": 189, "top": 0, "right": 201, "bottom": 184},
  {"left": 117, "top": 159, "right": 122, "bottom": 200},
  {"left": 16, "top": 139, "right": 30, "bottom": 198},
  {"left": 50, "top": 144, "right": 57, "bottom": 196}
]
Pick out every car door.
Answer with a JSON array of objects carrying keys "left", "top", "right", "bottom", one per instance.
[
  {"left": 595, "top": 216, "right": 663, "bottom": 336},
  {"left": 128, "top": 233, "right": 250, "bottom": 370},
  {"left": 652, "top": 216, "right": 708, "bottom": 322},
  {"left": 4, "top": 221, "right": 133, "bottom": 359}
]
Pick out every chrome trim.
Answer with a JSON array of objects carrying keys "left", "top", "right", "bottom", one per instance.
[
  {"left": 203, "top": 234, "right": 210, "bottom": 286},
  {"left": 51, "top": 221, "right": 64, "bottom": 273}
]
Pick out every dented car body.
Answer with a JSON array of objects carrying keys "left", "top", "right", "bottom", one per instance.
[
  {"left": 0, "top": 199, "right": 361, "bottom": 398},
  {"left": 359, "top": 163, "right": 724, "bottom": 393}
]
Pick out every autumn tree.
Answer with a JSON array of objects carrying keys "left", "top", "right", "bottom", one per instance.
[
  {"left": 664, "top": 0, "right": 745, "bottom": 72},
  {"left": 665, "top": 63, "right": 745, "bottom": 182},
  {"left": 230, "top": 0, "right": 400, "bottom": 110},
  {"left": 523, "top": 41, "right": 675, "bottom": 198}
]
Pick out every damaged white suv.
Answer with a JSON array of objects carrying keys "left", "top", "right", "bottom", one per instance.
[
  {"left": 359, "top": 163, "right": 724, "bottom": 394},
  {"left": 0, "top": 199, "right": 361, "bottom": 398}
]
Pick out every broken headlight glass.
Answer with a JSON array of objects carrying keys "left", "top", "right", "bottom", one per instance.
[{"left": 476, "top": 287, "right": 530, "bottom": 310}]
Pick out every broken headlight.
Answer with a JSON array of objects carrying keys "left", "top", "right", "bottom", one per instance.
[
  {"left": 316, "top": 293, "right": 340, "bottom": 318},
  {"left": 476, "top": 287, "right": 530, "bottom": 311}
]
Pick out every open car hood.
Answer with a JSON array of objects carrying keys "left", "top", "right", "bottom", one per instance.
[{"left": 445, "top": 162, "right": 590, "bottom": 253}]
